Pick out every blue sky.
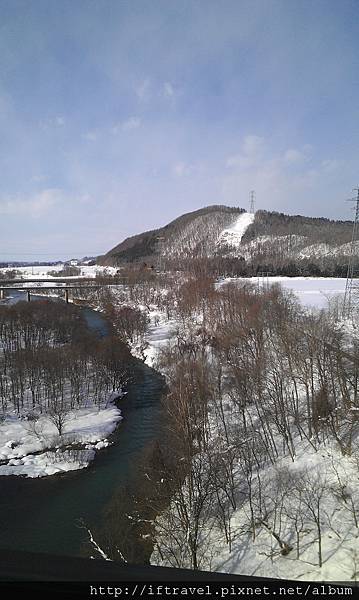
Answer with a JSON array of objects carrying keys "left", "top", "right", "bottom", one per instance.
[{"left": 1, "top": 0, "right": 358, "bottom": 260}]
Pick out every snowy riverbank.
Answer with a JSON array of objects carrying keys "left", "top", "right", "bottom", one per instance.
[
  {"left": 0, "top": 296, "right": 128, "bottom": 478},
  {"left": 0, "top": 391, "right": 125, "bottom": 478}
]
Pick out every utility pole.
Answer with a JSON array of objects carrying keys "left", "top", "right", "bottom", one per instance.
[
  {"left": 343, "top": 187, "right": 359, "bottom": 318},
  {"left": 257, "top": 271, "right": 272, "bottom": 291},
  {"left": 249, "top": 190, "right": 255, "bottom": 214},
  {"left": 156, "top": 236, "right": 165, "bottom": 273}
]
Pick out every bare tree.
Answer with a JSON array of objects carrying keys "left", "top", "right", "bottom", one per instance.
[
  {"left": 48, "top": 401, "right": 70, "bottom": 437},
  {"left": 293, "top": 469, "right": 328, "bottom": 568}
]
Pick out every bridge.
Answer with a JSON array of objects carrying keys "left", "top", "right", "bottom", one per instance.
[{"left": 0, "top": 280, "right": 113, "bottom": 303}]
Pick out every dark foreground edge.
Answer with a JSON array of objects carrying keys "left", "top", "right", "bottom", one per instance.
[
  {"left": 0, "top": 550, "right": 356, "bottom": 600},
  {"left": 0, "top": 549, "right": 264, "bottom": 581}
]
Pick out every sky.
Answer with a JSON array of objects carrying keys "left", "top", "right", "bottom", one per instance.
[{"left": 1, "top": 0, "right": 359, "bottom": 261}]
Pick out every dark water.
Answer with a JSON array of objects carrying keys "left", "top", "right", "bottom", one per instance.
[{"left": 0, "top": 293, "right": 165, "bottom": 556}]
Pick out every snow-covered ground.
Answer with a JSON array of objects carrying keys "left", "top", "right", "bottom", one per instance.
[
  {"left": 0, "top": 393, "right": 124, "bottom": 477},
  {"left": 1, "top": 264, "right": 117, "bottom": 279},
  {"left": 144, "top": 308, "right": 178, "bottom": 367},
  {"left": 197, "top": 435, "right": 359, "bottom": 581},
  {"left": 219, "top": 276, "right": 347, "bottom": 310},
  {"left": 152, "top": 428, "right": 359, "bottom": 581},
  {"left": 265, "top": 276, "right": 346, "bottom": 309}
]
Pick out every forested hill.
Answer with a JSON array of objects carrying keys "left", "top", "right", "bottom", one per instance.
[
  {"left": 243, "top": 210, "right": 354, "bottom": 246},
  {"left": 99, "top": 206, "right": 357, "bottom": 277},
  {"left": 235, "top": 210, "right": 357, "bottom": 276},
  {"left": 99, "top": 205, "right": 244, "bottom": 266}
]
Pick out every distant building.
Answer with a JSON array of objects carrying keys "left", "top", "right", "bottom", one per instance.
[{"left": 65, "top": 259, "right": 79, "bottom": 267}]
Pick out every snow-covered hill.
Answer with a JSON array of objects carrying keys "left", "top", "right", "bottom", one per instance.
[
  {"left": 100, "top": 205, "right": 244, "bottom": 265},
  {"left": 100, "top": 205, "right": 357, "bottom": 272}
]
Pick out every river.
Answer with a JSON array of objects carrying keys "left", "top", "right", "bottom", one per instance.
[{"left": 0, "top": 292, "right": 166, "bottom": 558}]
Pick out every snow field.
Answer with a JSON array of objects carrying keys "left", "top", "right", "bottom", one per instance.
[
  {"left": 218, "top": 276, "right": 347, "bottom": 310},
  {"left": 1, "top": 264, "right": 118, "bottom": 279}
]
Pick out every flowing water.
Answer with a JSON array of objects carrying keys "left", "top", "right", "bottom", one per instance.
[{"left": 0, "top": 293, "right": 165, "bottom": 557}]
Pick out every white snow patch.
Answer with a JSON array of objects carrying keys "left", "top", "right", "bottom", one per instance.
[{"left": 217, "top": 212, "right": 255, "bottom": 248}]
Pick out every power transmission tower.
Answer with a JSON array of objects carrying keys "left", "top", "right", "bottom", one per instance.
[
  {"left": 249, "top": 190, "right": 255, "bottom": 214},
  {"left": 343, "top": 187, "right": 359, "bottom": 318}
]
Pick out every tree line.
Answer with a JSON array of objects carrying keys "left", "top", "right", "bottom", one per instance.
[{"left": 0, "top": 301, "right": 130, "bottom": 427}]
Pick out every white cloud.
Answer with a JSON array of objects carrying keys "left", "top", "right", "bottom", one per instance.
[
  {"left": 40, "top": 116, "right": 66, "bottom": 129},
  {"left": 226, "top": 154, "right": 254, "bottom": 169},
  {"left": 163, "top": 82, "right": 175, "bottom": 98},
  {"left": 83, "top": 131, "right": 97, "bottom": 141},
  {"left": 77, "top": 193, "right": 92, "bottom": 204},
  {"left": 226, "top": 134, "right": 264, "bottom": 169},
  {"left": 321, "top": 159, "right": 342, "bottom": 172},
  {"left": 122, "top": 117, "right": 141, "bottom": 131},
  {"left": 243, "top": 135, "right": 264, "bottom": 156},
  {"left": 283, "top": 148, "right": 306, "bottom": 163},
  {"left": 112, "top": 117, "right": 141, "bottom": 134},
  {"left": 221, "top": 135, "right": 344, "bottom": 215},
  {"left": 30, "top": 174, "right": 47, "bottom": 183},
  {"left": 135, "top": 79, "right": 151, "bottom": 101},
  {"left": 0, "top": 189, "right": 64, "bottom": 217},
  {"left": 172, "top": 162, "right": 192, "bottom": 177}
]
